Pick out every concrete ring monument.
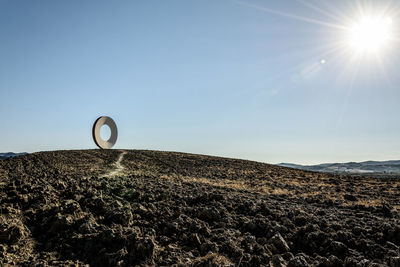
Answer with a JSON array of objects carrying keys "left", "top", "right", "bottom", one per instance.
[{"left": 92, "top": 116, "right": 118, "bottom": 149}]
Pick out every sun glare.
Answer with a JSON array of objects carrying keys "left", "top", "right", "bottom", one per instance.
[
  {"left": 348, "top": 16, "right": 393, "bottom": 54},
  {"left": 238, "top": 0, "right": 399, "bottom": 68}
]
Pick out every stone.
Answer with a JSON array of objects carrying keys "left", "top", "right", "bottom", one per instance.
[
  {"left": 269, "top": 232, "right": 290, "bottom": 253},
  {"left": 288, "top": 255, "right": 308, "bottom": 267},
  {"left": 271, "top": 255, "right": 287, "bottom": 267}
]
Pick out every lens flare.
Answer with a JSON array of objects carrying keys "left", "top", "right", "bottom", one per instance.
[{"left": 348, "top": 16, "right": 393, "bottom": 53}]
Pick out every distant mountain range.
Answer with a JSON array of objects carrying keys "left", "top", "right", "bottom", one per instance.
[
  {"left": 279, "top": 160, "right": 400, "bottom": 175},
  {"left": 0, "top": 152, "right": 28, "bottom": 160}
]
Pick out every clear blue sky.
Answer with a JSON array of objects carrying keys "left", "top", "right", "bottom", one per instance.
[{"left": 1, "top": 0, "right": 399, "bottom": 164}]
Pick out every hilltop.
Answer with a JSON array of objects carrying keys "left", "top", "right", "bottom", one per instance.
[
  {"left": 0, "top": 152, "right": 28, "bottom": 160},
  {"left": 279, "top": 160, "right": 400, "bottom": 175},
  {"left": 0, "top": 150, "right": 399, "bottom": 266}
]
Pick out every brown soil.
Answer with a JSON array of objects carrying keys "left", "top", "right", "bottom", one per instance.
[{"left": 0, "top": 150, "right": 399, "bottom": 266}]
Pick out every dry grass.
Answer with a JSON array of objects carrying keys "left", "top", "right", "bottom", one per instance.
[
  {"left": 190, "top": 253, "right": 234, "bottom": 266},
  {"left": 159, "top": 173, "right": 399, "bottom": 215}
]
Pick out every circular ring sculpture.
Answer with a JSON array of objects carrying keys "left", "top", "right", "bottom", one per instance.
[{"left": 92, "top": 116, "right": 118, "bottom": 149}]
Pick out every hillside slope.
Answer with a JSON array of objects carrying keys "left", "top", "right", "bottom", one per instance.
[
  {"left": 279, "top": 160, "right": 400, "bottom": 175},
  {"left": 0, "top": 150, "right": 399, "bottom": 266}
]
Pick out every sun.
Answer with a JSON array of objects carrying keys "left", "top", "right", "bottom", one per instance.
[{"left": 347, "top": 16, "right": 393, "bottom": 54}]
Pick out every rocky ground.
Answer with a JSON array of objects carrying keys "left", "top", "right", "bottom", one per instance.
[{"left": 0, "top": 150, "right": 399, "bottom": 266}]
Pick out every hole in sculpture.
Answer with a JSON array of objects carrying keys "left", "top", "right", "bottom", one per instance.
[{"left": 100, "top": 125, "right": 111, "bottom": 141}]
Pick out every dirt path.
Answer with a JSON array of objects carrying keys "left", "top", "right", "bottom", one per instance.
[{"left": 101, "top": 150, "right": 127, "bottom": 178}]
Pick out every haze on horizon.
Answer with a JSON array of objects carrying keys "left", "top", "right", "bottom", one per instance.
[{"left": 1, "top": 0, "right": 399, "bottom": 165}]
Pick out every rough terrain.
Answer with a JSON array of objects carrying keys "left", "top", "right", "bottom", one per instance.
[{"left": 0, "top": 150, "right": 399, "bottom": 266}]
